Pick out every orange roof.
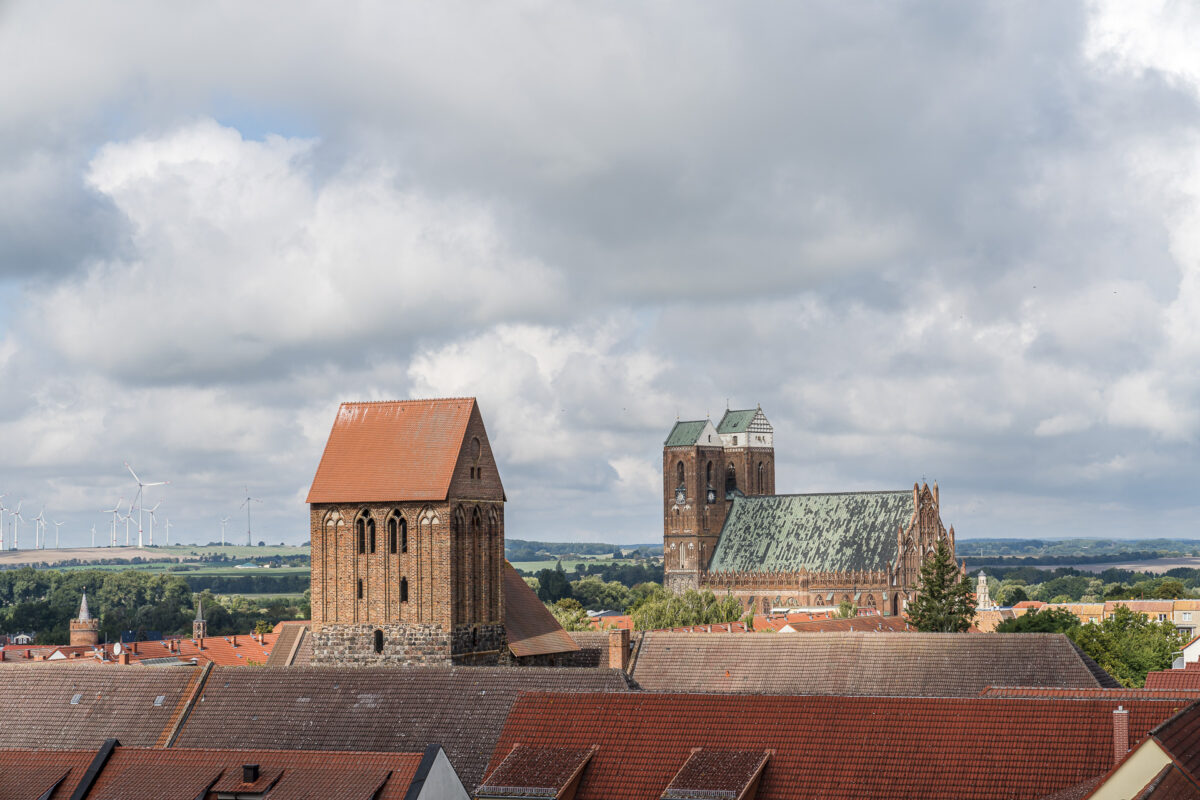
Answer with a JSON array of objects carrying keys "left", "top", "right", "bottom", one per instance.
[
  {"left": 1105, "top": 600, "right": 1174, "bottom": 613},
  {"left": 307, "top": 398, "right": 478, "bottom": 503},
  {"left": 503, "top": 563, "right": 580, "bottom": 658},
  {"left": 587, "top": 615, "right": 632, "bottom": 630}
]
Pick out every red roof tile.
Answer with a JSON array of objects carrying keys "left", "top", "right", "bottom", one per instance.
[
  {"left": 83, "top": 747, "right": 423, "bottom": 800},
  {"left": 0, "top": 749, "right": 93, "bottom": 799},
  {"left": 503, "top": 563, "right": 579, "bottom": 657},
  {"left": 661, "top": 748, "right": 770, "bottom": 800},
  {"left": 1146, "top": 669, "right": 1200, "bottom": 691},
  {"left": 980, "top": 687, "right": 1200, "bottom": 700},
  {"left": 477, "top": 744, "right": 597, "bottom": 798},
  {"left": 1149, "top": 699, "right": 1200, "bottom": 779},
  {"left": 487, "top": 693, "right": 1189, "bottom": 800},
  {"left": 780, "top": 615, "right": 912, "bottom": 633},
  {"left": 307, "top": 398, "right": 479, "bottom": 503}
]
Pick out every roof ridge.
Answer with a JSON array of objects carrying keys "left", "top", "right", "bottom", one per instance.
[
  {"left": 741, "top": 490, "right": 910, "bottom": 498},
  {"left": 339, "top": 397, "right": 476, "bottom": 405}
]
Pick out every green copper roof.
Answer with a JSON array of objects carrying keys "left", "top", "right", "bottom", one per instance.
[
  {"left": 707, "top": 491, "right": 913, "bottom": 573},
  {"left": 717, "top": 409, "right": 757, "bottom": 433},
  {"left": 665, "top": 420, "right": 707, "bottom": 447}
]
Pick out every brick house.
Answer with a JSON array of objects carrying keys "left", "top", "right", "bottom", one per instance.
[
  {"left": 664, "top": 407, "right": 957, "bottom": 615},
  {"left": 307, "top": 398, "right": 507, "bottom": 665}
]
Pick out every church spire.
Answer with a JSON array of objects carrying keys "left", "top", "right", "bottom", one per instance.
[
  {"left": 77, "top": 591, "right": 90, "bottom": 622},
  {"left": 195, "top": 595, "right": 204, "bottom": 622}
]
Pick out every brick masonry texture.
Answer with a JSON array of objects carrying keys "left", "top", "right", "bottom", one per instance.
[{"left": 310, "top": 400, "right": 510, "bottom": 664}]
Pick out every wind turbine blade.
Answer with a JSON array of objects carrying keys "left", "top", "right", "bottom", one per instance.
[
  {"left": 125, "top": 462, "right": 141, "bottom": 484},
  {"left": 145, "top": 481, "right": 167, "bottom": 488}
]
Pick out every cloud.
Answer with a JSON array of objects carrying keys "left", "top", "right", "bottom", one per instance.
[{"left": 34, "top": 119, "right": 563, "bottom": 381}]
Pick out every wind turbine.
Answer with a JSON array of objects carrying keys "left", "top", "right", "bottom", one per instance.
[
  {"left": 125, "top": 462, "right": 168, "bottom": 548},
  {"left": 145, "top": 502, "right": 160, "bottom": 546},
  {"left": 220, "top": 516, "right": 230, "bottom": 547},
  {"left": 239, "top": 488, "right": 262, "bottom": 547},
  {"left": 163, "top": 516, "right": 171, "bottom": 546},
  {"left": 11, "top": 501, "right": 23, "bottom": 550},
  {"left": 0, "top": 495, "right": 6, "bottom": 550},
  {"left": 103, "top": 499, "right": 123, "bottom": 547},
  {"left": 53, "top": 520, "right": 64, "bottom": 549},
  {"left": 33, "top": 508, "right": 46, "bottom": 550},
  {"left": 91, "top": 524, "right": 97, "bottom": 548},
  {"left": 122, "top": 501, "right": 134, "bottom": 546}
]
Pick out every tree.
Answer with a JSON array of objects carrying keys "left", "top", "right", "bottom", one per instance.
[
  {"left": 995, "top": 607, "right": 1080, "bottom": 634},
  {"left": 905, "top": 540, "right": 975, "bottom": 632},
  {"left": 548, "top": 598, "right": 591, "bottom": 632},
  {"left": 837, "top": 599, "right": 856, "bottom": 619},
  {"left": 1070, "top": 605, "right": 1184, "bottom": 687},
  {"left": 535, "top": 566, "right": 572, "bottom": 603},
  {"left": 630, "top": 589, "right": 744, "bottom": 631},
  {"left": 570, "top": 576, "right": 631, "bottom": 611}
]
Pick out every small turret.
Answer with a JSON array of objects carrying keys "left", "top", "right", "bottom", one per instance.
[{"left": 69, "top": 591, "right": 100, "bottom": 647}]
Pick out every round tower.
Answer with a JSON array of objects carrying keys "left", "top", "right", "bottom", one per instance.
[{"left": 69, "top": 592, "right": 100, "bottom": 647}]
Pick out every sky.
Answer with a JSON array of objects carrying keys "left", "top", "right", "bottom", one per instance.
[{"left": 2, "top": 2, "right": 1200, "bottom": 547}]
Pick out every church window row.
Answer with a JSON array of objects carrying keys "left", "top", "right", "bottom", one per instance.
[{"left": 355, "top": 510, "right": 409, "bottom": 555}]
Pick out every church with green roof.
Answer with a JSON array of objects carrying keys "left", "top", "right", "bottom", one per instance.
[{"left": 663, "top": 407, "right": 957, "bottom": 617}]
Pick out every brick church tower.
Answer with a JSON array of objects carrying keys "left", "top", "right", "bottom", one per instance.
[
  {"left": 69, "top": 592, "right": 100, "bottom": 647},
  {"left": 663, "top": 407, "right": 775, "bottom": 592},
  {"left": 307, "top": 398, "right": 506, "bottom": 665}
]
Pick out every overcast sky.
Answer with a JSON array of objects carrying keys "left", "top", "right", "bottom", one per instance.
[{"left": 2, "top": 2, "right": 1200, "bottom": 547}]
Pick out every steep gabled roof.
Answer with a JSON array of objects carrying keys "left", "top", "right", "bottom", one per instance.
[
  {"left": 716, "top": 408, "right": 759, "bottom": 434},
  {"left": 665, "top": 420, "right": 708, "bottom": 447},
  {"left": 707, "top": 492, "right": 912, "bottom": 573},
  {"left": 307, "top": 398, "right": 477, "bottom": 503},
  {"left": 630, "top": 632, "right": 1120, "bottom": 694},
  {"left": 503, "top": 563, "right": 580, "bottom": 658},
  {"left": 486, "top": 693, "right": 1188, "bottom": 800}
]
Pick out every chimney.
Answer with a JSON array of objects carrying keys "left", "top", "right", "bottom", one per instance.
[
  {"left": 243, "top": 764, "right": 260, "bottom": 783},
  {"left": 197, "top": 637, "right": 204, "bottom": 650},
  {"left": 118, "top": 652, "right": 130, "bottom": 666},
  {"left": 608, "top": 628, "right": 630, "bottom": 671},
  {"left": 232, "top": 635, "right": 238, "bottom": 647},
  {"left": 130, "top": 642, "right": 137, "bottom": 655},
  {"left": 1113, "top": 706, "right": 1130, "bottom": 764}
]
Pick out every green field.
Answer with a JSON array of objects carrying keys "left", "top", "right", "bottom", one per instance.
[{"left": 56, "top": 563, "right": 309, "bottom": 576}]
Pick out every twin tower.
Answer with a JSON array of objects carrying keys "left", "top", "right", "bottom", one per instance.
[{"left": 662, "top": 407, "right": 775, "bottom": 593}]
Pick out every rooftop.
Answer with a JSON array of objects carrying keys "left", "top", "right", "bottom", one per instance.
[
  {"left": 484, "top": 692, "right": 1190, "bottom": 800},
  {"left": 630, "top": 632, "right": 1120, "bottom": 694}
]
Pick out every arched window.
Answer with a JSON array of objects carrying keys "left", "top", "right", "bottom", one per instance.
[
  {"left": 676, "top": 460, "right": 685, "bottom": 485},
  {"left": 725, "top": 464, "right": 737, "bottom": 495},
  {"left": 757, "top": 462, "right": 765, "bottom": 493},
  {"left": 357, "top": 579, "right": 363, "bottom": 599},
  {"left": 368, "top": 517, "right": 376, "bottom": 554},
  {"left": 387, "top": 511, "right": 404, "bottom": 554},
  {"left": 355, "top": 512, "right": 367, "bottom": 555},
  {"left": 706, "top": 461, "right": 713, "bottom": 485},
  {"left": 400, "top": 577, "right": 409, "bottom": 603},
  {"left": 373, "top": 629, "right": 384, "bottom": 654}
]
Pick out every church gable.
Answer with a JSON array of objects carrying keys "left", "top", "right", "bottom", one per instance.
[
  {"left": 446, "top": 401, "right": 505, "bottom": 501},
  {"left": 707, "top": 491, "right": 913, "bottom": 574},
  {"left": 665, "top": 419, "right": 720, "bottom": 448},
  {"left": 307, "top": 398, "right": 476, "bottom": 503}
]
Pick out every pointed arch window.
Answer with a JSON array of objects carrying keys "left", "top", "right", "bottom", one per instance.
[
  {"left": 400, "top": 577, "right": 409, "bottom": 603},
  {"left": 757, "top": 462, "right": 765, "bottom": 494},
  {"left": 387, "top": 511, "right": 406, "bottom": 555},
  {"left": 725, "top": 464, "right": 737, "bottom": 495},
  {"left": 355, "top": 511, "right": 372, "bottom": 555}
]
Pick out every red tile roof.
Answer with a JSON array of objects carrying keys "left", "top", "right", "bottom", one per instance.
[
  {"left": 307, "top": 398, "right": 479, "bottom": 503},
  {"left": 979, "top": 687, "right": 1200, "bottom": 700},
  {"left": 81, "top": 747, "right": 424, "bottom": 800},
  {"left": 503, "top": 562, "right": 580, "bottom": 657},
  {"left": 780, "top": 615, "right": 912, "bottom": 633},
  {"left": 0, "top": 749, "right": 94, "bottom": 799},
  {"left": 1133, "top": 763, "right": 1200, "bottom": 800},
  {"left": 487, "top": 693, "right": 1189, "bottom": 800},
  {"left": 661, "top": 748, "right": 770, "bottom": 800},
  {"left": 476, "top": 744, "right": 597, "bottom": 798},
  {"left": 1145, "top": 664, "right": 1200, "bottom": 691},
  {"left": 1150, "top": 699, "right": 1200, "bottom": 779}
]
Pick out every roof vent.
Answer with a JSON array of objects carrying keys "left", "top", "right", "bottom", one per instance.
[
  {"left": 70, "top": 693, "right": 82, "bottom": 705},
  {"left": 243, "top": 764, "right": 260, "bottom": 783},
  {"left": 153, "top": 695, "right": 165, "bottom": 707}
]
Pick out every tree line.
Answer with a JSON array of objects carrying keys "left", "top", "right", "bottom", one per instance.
[{"left": 0, "top": 567, "right": 308, "bottom": 645}]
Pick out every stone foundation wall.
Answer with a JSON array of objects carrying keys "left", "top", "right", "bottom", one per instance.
[
  {"left": 310, "top": 623, "right": 452, "bottom": 666},
  {"left": 450, "top": 622, "right": 506, "bottom": 663}
]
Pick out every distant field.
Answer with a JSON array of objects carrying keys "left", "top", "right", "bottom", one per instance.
[
  {"left": 0, "top": 544, "right": 309, "bottom": 568},
  {"left": 1068, "top": 557, "right": 1200, "bottom": 574},
  {"left": 510, "top": 556, "right": 649, "bottom": 573}
]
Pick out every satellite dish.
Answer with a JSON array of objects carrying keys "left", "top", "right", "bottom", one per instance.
[{"left": 112, "top": 642, "right": 123, "bottom": 656}]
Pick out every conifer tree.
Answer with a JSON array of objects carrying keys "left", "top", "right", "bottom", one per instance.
[{"left": 905, "top": 539, "right": 975, "bottom": 632}]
